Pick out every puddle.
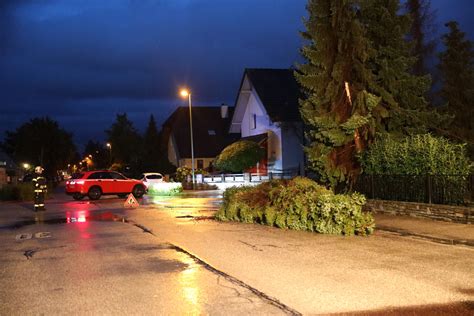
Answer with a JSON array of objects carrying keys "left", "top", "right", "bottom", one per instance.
[
  {"left": 0, "top": 211, "right": 127, "bottom": 230},
  {"left": 147, "top": 258, "right": 190, "bottom": 273}
]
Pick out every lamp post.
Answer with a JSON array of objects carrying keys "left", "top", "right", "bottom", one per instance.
[
  {"left": 106, "top": 142, "right": 112, "bottom": 168},
  {"left": 180, "top": 88, "right": 195, "bottom": 188}
]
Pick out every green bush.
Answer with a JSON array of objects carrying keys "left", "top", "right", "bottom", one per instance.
[
  {"left": 359, "top": 134, "right": 473, "bottom": 204},
  {"left": 360, "top": 134, "right": 472, "bottom": 176},
  {"left": 0, "top": 183, "right": 41, "bottom": 201},
  {"left": 214, "top": 140, "right": 265, "bottom": 172},
  {"left": 175, "top": 167, "right": 206, "bottom": 182},
  {"left": 147, "top": 182, "right": 183, "bottom": 196},
  {"left": 215, "top": 177, "right": 375, "bottom": 236}
]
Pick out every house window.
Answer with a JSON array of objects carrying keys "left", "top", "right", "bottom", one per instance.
[
  {"left": 250, "top": 114, "right": 257, "bottom": 129},
  {"left": 208, "top": 130, "right": 216, "bottom": 135},
  {"left": 197, "top": 160, "right": 204, "bottom": 169}
]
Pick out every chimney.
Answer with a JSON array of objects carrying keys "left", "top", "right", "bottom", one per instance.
[{"left": 220, "top": 103, "right": 229, "bottom": 118}]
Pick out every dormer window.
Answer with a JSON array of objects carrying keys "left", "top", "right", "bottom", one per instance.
[{"left": 208, "top": 130, "right": 216, "bottom": 135}]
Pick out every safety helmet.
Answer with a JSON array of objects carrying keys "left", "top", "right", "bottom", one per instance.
[{"left": 35, "top": 166, "right": 44, "bottom": 173}]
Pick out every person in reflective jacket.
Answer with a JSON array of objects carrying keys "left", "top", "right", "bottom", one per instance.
[{"left": 32, "top": 166, "right": 47, "bottom": 211}]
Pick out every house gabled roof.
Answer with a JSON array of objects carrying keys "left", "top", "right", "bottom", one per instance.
[
  {"left": 162, "top": 106, "right": 239, "bottom": 159},
  {"left": 244, "top": 68, "right": 302, "bottom": 122}
]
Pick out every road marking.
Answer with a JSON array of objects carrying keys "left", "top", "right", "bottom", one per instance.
[
  {"left": 15, "top": 232, "right": 52, "bottom": 240},
  {"left": 34, "top": 232, "right": 52, "bottom": 239},
  {"left": 15, "top": 233, "right": 32, "bottom": 241}
]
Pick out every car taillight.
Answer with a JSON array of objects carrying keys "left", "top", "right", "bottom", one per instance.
[{"left": 69, "top": 180, "right": 85, "bottom": 185}]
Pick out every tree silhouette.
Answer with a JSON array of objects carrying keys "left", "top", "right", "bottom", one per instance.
[{"left": 1, "top": 117, "right": 77, "bottom": 179}]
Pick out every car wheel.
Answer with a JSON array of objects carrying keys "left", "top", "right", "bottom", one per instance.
[
  {"left": 72, "top": 193, "right": 85, "bottom": 200},
  {"left": 132, "top": 185, "right": 145, "bottom": 198},
  {"left": 88, "top": 186, "right": 102, "bottom": 200},
  {"left": 117, "top": 194, "right": 127, "bottom": 198}
]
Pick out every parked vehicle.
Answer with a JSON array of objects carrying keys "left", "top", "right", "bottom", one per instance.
[
  {"left": 139, "top": 172, "right": 164, "bottom": 189},
  {"left": 65, "top": 170, "right": 146, "bottom": 200}
]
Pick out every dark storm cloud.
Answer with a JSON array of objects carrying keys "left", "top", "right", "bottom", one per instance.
[
  {"left": 3, "top": 0, "right": 304, "bottom": 101},
  {"left": 1, "top": 0, "right": 473, "bottom": 149},
  {"left": 0, "top": 0, "right": 306, "bottom": 148}
]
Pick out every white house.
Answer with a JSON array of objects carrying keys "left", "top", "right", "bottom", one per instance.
[{"left": 229, "top": 68, "right": 305, "bottom": 175}]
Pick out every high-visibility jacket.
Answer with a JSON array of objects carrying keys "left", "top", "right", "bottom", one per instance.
[{"left": 32, "top": 174, "right": 47, "bottom": 193}]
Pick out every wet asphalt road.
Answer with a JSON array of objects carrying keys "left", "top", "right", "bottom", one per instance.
[
  {"left": 1, "top": 191, "right": 473, "bottom": 315},
  {"left": 0, "top": 198, "right": 285, "bottom": 315}
]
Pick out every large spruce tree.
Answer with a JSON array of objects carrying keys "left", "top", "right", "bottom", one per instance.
[
  {"left": 105, "top": 113, "right": 142, "bottom": 167},
  {"left": 296, "top": 0, "right": 440, "bottom": 189},
  {"left": 405, "top": 0, "right": 437, "bottom": 77},
  {"left": 296, "top": 0, "right": 381, "bottom": 189},
  {"left": 141, "top": 115, "right": 161, "bottom": 171},
  {"left": 360, "top": 0, "right": 436, "bottom": 134},
  {"left": 438, "top": 21, "right": 474, "bottom": 157}
]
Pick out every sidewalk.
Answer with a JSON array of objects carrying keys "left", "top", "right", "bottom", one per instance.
[
  {"left": 374, "top": 213, "right": 474, "bottom": 247},
  {"left": 129, "top": 205, "right": 474, "bottom": 315}
]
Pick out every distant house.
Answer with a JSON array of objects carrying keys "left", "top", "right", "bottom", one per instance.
[
  {"left": 0, "top": 150, "right": 17, "bottom": 187},
  {"left": 229, "top": 68, "right": 304, "bottom": 175},
  {"left": 162, "top": 105, "right": 239, "bottom": 171}
]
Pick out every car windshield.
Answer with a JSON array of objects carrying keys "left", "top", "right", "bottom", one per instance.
[
  {"left": 146, "top": 174, "right": 162, "bottom": 180},
  {"left": 71, "top": 173, "right": 84, "bottom": 179}
]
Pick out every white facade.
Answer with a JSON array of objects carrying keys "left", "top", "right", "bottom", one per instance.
[{"left": 231, "top": 74, "right": 304, "bottom": 174}]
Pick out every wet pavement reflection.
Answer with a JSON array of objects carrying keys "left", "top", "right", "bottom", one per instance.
[
  {"left": 0, "top": 210, "right": 126, "bottom": 230},
  {"left": 0, "top": 196, "right": 287, "bottom": 315}
]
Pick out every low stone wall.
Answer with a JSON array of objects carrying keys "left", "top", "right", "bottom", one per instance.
[{"left": 364, "top": 199, "right": 473, "bottom": 224}]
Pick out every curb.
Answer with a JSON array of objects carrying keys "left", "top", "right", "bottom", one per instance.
[
  {"left": 126, "top": 217, "right": 301, "bottom": 315},
  {"left": 376, "top": 225, "right": 474, "bottom": 247}
]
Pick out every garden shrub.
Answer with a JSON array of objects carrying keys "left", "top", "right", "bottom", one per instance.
[
  {"left": 0, "top": 183, "right": 42, "bottom": 201},
  {"left": 216, "top": 177, "right": 374, "bottom": 236},
  {"left": 175, "top": 167, "right": 206, "bottom": 182},
  {"left": 359, "top": 134, "right": 473, "bottom": 204},
  {"left": 147, "top": 182, "right": 183, "bottom": 196},
  {"left": 214, "top": 140, "right": 265, "bottom": 172},
  {"left": 0, "top": 185, "right": 19, "bottom": 201},
  {"left": 263, "top": 206, "right": 277, "bottom": 226},
  {"left": 360, "top": 134, "right": 472, "bottom": 176}
]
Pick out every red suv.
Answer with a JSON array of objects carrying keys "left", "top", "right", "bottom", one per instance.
[{"left": 65, "top": 170, "right": 146, "bottom": 200}]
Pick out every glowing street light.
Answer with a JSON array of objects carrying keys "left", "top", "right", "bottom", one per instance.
[
  {"left": 23, "top": 163, "right": 30, "bottom": 170},
  {"left": 106, "top": 142, "right": 112, "bottom": 167},
  {"left": 179, "top": 88, "right": 195, "bottom": 187}
]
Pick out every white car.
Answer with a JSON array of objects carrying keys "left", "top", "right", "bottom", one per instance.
[{"left": 139, "top": 173, "right": 164, "bottom": 189}]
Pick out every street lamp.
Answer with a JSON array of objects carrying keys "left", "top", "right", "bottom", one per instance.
[
  {"left": 106, "top": 142, "right": 112, "bottom": 167},
  {"left": 179, "top": 88, "right": 195, "bottom": 188}
]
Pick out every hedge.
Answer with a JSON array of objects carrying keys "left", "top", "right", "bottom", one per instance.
[
  {"left": 0, "top": 183, "right": 46, "bottom": 201},
  {"left": 216, "top": 177, "right": 374, "bottom": 236}
]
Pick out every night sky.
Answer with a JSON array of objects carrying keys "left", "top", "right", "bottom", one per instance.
[{"left": 1, "top": 0, "right": 473, "bottom": 149}]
